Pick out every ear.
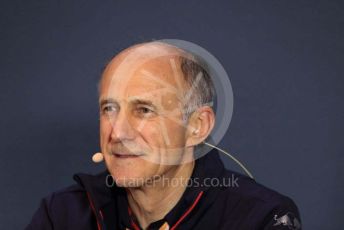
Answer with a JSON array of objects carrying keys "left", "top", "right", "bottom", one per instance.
[{"left": 185, "top": 106, "right": 215, "bottom": 147}]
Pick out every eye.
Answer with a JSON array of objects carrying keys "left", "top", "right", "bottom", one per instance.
[
  {"left": 101, "top": 104, "right": 118, "bottom": 115},
  {"left": 137, "top": 106, "right": 153, "bottom": 114},
  {"left": 135, "top": 106, "right": 155, "bottom": 118}
]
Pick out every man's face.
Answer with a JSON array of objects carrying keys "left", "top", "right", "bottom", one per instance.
[{"left": 99, "top": 50, "right": 193, "bottom": 187}]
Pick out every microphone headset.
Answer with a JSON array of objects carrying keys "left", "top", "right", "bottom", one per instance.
[
  {"left": 92, "top": 152, "right": 104, "bottom": 163},
  {"left": 92, "top": 142, "right": 254, "bottom": 179}
]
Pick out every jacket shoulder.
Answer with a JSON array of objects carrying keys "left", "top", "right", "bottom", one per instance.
[
  {"left": 25, "top": 184, "right": 94, "bottom": 230},
  {"left": 217, "top": 171, "right": 302, "bottom": 229}
]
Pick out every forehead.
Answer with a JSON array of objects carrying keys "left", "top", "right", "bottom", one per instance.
[{"left": 99, "top": 52, "right": 187, "bottom": 103}]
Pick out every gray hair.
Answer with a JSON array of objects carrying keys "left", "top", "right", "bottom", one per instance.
[{"left": 178, "top": 55, "right": 216, "bottom": 120}]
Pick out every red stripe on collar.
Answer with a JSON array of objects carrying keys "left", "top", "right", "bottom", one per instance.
[{"left": 171, "top": 191, "right": 204, "bottom": 230}]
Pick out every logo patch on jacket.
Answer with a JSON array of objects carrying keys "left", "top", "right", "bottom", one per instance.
[{"left": 273, "top": 212, "right": 301, "bottom": 229}]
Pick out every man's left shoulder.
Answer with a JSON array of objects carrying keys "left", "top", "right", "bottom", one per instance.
[{"left": 216, "top": 171, "right": 302, "bottom": 229}]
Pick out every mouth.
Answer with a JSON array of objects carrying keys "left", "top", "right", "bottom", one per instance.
[{"left": 112, "top": 152, "right": 143, "bottom": 159}]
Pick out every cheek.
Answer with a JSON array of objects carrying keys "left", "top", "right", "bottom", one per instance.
[
  {"left": 138, "top": 122, "right": 162, "bottom": 150},
  {"left": 147, "top": 120, "right": 185, "bottom": 148},
  {"left": 100, "top": 120, "right": 112, "bottom": 146},
  {"left": 159, "top": 119, "right": 186, "bottom": 148}
]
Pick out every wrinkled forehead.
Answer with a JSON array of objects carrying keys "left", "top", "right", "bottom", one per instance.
[{"left": 99, "top": 43, "right": 189, "bottom": 102}]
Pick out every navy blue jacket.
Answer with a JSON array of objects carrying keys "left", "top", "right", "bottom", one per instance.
[{"left": 26, "top": 150, "right": 301, "bottom": 230}]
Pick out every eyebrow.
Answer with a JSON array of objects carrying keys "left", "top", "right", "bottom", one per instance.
[
  {"left": 99, "top": 98, "right": 158, "bottom": 109},
  {"left": 129, "top": 98, "right": 158, "bottom": 110},
  {"left": 99, "top": 98, "right": 118, "bottom": 108}
]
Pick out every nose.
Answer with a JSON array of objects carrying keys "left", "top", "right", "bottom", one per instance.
[{"left": 110, "top": 110, "right": 136, "bottom": 142}]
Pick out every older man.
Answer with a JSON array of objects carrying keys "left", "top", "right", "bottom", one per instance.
[{"left": 26, "top": 42, "right": 301, "bottom": 230}]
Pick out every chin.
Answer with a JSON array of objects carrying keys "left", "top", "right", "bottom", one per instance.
[{"left": 113, "top": 176, "right": 145, "bottom": 188}]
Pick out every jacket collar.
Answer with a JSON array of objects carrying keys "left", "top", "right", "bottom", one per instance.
[{"left": 74, "top": 148, "right": 225, "bottom": 229}]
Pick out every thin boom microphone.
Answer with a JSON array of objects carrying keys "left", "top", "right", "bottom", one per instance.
[{"left": 203, "top": 142, "right": 255, "bottom": 179}]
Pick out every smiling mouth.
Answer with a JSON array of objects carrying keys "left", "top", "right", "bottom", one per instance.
[{"left": 113, "top": 153, "right": 142, "bottom": 158}]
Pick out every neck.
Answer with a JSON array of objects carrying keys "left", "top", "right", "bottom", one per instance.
[{"left": 126, "top": 160, "right": 195, "bottom": 229}]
